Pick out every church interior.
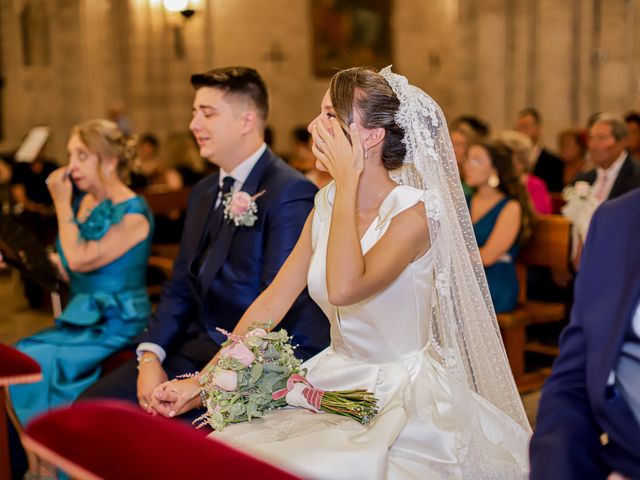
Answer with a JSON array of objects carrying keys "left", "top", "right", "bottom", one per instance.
[{"left": 0, "top": 0, "right": 639, "bottom": 478}]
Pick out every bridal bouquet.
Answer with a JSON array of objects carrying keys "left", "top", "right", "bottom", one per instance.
[{"left": 195, "top": 326, "right": 378, "bottom": 431}]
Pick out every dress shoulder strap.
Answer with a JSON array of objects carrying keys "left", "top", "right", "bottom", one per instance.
[{"left": 376, "top": 186, "right": 426, "bottom": 227}]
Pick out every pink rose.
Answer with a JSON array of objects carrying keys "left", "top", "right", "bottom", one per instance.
[
  {"left": 246, "top": 328, "right": 267, "bottom": 337},
  {"left": 220, "top": 342, "right": 255, "bottom": 366},
  {"left": 213, "top": 369, "right": 238, "bottom": 391},
  {"left": 229, "top": 192, "right": 252, "bottom": 216},
  {"left": 574, "top": 181, "right": 591, "bottom": 198}
]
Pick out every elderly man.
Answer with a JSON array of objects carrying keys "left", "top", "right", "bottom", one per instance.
[{"left": 575, "top": 113, "right": 640, "bottom": 203}]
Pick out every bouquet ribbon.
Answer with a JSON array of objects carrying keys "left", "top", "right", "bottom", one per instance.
[{"left": 272, "top": 374, "right": 325, "bottom": 412}]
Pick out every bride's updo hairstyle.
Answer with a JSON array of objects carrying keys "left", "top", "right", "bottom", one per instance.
[
  {"left": 329, "top": 67, "right": 405, "bottom": 171},
  {"left": 71, "top": 119, "right": 139, "bottom": 184}
]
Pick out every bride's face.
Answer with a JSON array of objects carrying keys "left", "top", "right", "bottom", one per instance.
[{"left": 307, "top": 90, "right": 336, "bottom": 173}]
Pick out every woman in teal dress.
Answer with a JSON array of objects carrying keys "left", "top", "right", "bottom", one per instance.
[
  {"left": 464, "top": 140, "right": 535, "bottom": 313},
  {"left": 10, "top": 119, "right": 153, "bottom": 426}
]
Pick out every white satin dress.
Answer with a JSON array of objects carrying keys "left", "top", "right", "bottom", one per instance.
[{"left": 210, "top": 183, "right": 530, "bottom": 479}]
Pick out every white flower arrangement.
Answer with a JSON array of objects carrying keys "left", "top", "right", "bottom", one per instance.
[{"left": 561, "top": 180, "right": 598, "bottom": 244}]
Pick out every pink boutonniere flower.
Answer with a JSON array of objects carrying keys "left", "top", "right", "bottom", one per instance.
[{"left": 223, "top": 190, "right": 266, "bottom": 227}]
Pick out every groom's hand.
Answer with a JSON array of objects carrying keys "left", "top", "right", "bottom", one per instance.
[
  {"left": 150, "top": 377, "right": 202, "bottom": 418},
  {"left": 136, "top": 352, "right": 168, "bottom": 413}
]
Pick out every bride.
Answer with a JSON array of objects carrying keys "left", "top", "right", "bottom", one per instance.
[{"left": 150, "top": 66, "right": 532, "bottom": 479}]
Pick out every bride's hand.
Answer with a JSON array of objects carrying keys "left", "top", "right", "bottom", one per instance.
[
  {"left": 312, "top": 118, "right": 364, "bottom": 184},
  {"left": 149, "top": 376, "right": 201, "bottom": 418}
]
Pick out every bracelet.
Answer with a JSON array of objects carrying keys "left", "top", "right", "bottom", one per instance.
[
  {"left": 136, "top": 356, "right": 159, "bottom": 370},
  {"left": 199, "top": 387, "right": 207, "bottom": 409}
]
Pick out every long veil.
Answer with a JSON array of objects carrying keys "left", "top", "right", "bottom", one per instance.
[{"left": 380, "top": 66, "right": 531, "bottom": 434}]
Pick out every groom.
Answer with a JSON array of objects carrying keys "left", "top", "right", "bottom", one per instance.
[
  {"left": 80, "top": 67, "right": 330, "bottom": 415},
  {"left": 530, "top": 189, "right": 640, "bottom": 479}
]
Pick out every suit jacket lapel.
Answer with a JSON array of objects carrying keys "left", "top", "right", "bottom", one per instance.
[
  {"left": 187, "top": 175, "right": 220, "bottom": 284},
  {"left": 607, "top": 155, "right": 632, "bottom": 200},
  {"left": 198, "top": 150, "right": 275, "bottom": 294},
  {"left": 601, "top": 209, "right": 640, "bottom": 383}
]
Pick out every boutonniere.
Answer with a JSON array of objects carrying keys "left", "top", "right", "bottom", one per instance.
[{"left": 223, "top": 190, "right": 266, "bottom": 227}]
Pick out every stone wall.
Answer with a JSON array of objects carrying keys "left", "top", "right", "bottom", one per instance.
[{"left": 1, "top": 0, "right": 639, "bottom": 161}]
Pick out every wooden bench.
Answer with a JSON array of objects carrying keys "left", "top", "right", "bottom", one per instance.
[
  {"left": 496, "top": 214, "right": 571, "bottom": 391},
  {"left": 142, "top": 188, "right": 192, "bottom": 297}
]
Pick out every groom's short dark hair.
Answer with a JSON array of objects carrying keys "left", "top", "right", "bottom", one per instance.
[{"left": 191, "top": 66, "right": 269, "bottom": 122}]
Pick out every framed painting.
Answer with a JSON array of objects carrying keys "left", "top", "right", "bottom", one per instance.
[{"left": 311, "top": 0, "right": 392, "bottom": 77}]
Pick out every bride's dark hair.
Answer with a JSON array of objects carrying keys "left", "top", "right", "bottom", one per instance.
[{"left": 329, "top": 67, "right": 405, "bottom": 171}]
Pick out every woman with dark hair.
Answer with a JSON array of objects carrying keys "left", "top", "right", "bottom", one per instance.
[
  {"left": 558, "top": 128, "right": 589, "bottom": 186},
  {"left": 10, "top": 119, "right": 154, "bottom": 427},
  {"left": 150, "top": 67, "right": 530, "bottom": 478},
  {"left": 464, "top": 140, "right": 535, "bottom": 313}
]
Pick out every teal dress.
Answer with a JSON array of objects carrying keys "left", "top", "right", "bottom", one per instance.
[
  {"left": 469, "top": 196, "right": 520, "bottom": 313},
  {"left": 10, "top": 196, "right": 153, "bottom": 425}
]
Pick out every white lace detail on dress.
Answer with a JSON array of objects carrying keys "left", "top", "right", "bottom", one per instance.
[{"left": 379, "top": 66, "right": 531, "bottom": 471}]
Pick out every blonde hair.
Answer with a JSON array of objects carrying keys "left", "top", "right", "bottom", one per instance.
[
  {"left": 497, "top": 130, "right": 533, "bottom": 173},
  {"left": 71, "top": 119, "right": 138, "bottom": 183}
]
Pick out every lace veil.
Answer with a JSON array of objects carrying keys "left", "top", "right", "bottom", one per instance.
[{"left": 379, "top": 67, "right": 531, "bottom": 433}]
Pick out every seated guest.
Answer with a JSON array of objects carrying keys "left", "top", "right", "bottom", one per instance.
[
  {"left": 450, "top": 114, "right": 491, "bottom": 139},
  {"left": 558, "top": 128, "right": 590, "bottom": 187},
  {"left": 515, "top": 107, "right": 564, "bottom": 192},
  {"left": 450, "top": 122, "right": 477, "bottom": 197},
  {"left": 576, "top": 113, "right": 640, "bottom": 204},
  {"left": 152, "top": 132, "right": 207, "bottom": 244},
  {"left": 624, "top": 111, "right": 640, "bottom": 161},
  {"left": 530, "top": 189, "right": 640, "bottom": 479},
  {"left": 129, "top": 132, "right": 161, "bottom": 190},
  {"left": 11, "top": 151, "right": 58, "bottom": 308},
  {"left": 163, "top": 131, "right": 206, "bottom": 188},
  {"left": 499, "top": 130, "right": 552, "bottom": 214},
  {"left": 9, "top": 119, "right": 154, "bottom": 426},
  {"left": 289, "top": 127, "right": 331, "bottom": 188},
  {"left": 78, "top": 67, "right": 329, "bottom": 418},
  {"left": 464, "top": 141, "right": 534, "bottom": 313}
]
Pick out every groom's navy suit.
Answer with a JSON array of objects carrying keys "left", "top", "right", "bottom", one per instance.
[
  {"left": 138, "top": 147, "right": 329, "bottom": 359},
  {"left": 530, "top": 189, "right": 640, "bottom": 479},
  {"left": 80, "top": 148, "right": 329, "bottom": 403}
]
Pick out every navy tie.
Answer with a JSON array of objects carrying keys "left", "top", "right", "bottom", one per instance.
[{"left": 192, "top": 176, "right": 235, "bottom": 280}]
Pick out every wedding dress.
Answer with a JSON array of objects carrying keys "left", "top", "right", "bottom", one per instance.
[{"left": 210, "top": 182, "right": 530, "bottom": 479}]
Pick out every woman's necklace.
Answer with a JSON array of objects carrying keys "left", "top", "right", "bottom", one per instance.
[
  {"left": 355, "top": 185, "right": 396, "bottom": 229},
  {"left": 355, "top": 185, "right": 396, "bottom": 214}
]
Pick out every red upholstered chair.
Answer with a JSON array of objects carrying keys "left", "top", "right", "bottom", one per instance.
[
  {"left": 22, "top": 400, "right": 301, "bottom": 480},
  {"left": 0, "top": 344, "right": 42, "bottom": 480}
]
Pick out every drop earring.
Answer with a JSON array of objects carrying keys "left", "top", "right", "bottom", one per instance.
[
  {"left": 364, "top": 145, "right": 369, "bottom": 159},
  {"left": 487, "top": 173, "right": 500, "bottom": 188}
]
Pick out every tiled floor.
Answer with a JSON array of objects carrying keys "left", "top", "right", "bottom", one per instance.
[
  {"left": 0, "top": 268, "right": 541, "bottom": 427},
  {"left": 0, "top": 270, "right": 53, "bottom": 345}
]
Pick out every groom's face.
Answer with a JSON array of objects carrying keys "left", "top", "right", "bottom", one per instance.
[{"left": 190, "top": 87, "right": 246, "bottom": 165}]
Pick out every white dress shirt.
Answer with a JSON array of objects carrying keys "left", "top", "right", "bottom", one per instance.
[
  {"left": 593, "top": 151, "right": 627, "bottom": 203},
  {"left": 137, "top": 143, "right": 267, "bottom": 362}
]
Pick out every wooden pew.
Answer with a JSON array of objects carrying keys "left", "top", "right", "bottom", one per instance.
[
  {"left": 496, "top": 214, "right": 571, "bottom": 391},
  {"left": 141, "top": 188, "right": 192, "bottom": 297}
]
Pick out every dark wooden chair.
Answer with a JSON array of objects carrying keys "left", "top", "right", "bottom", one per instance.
[
  {"left": 496, "top": 214, "right": 572, "bottom": 391},
  {"left": 142, "top": 188, "right": 192, "bottom": 298}
]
